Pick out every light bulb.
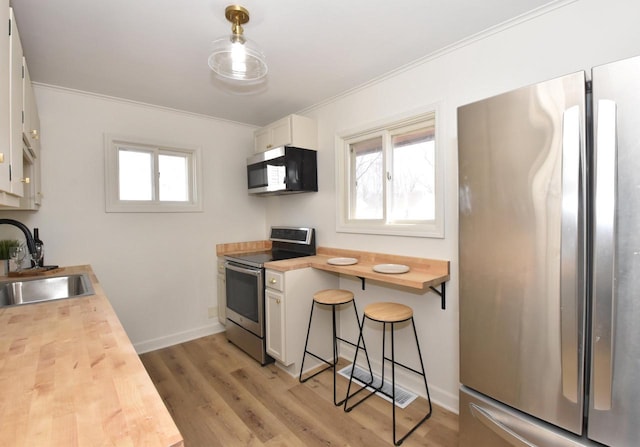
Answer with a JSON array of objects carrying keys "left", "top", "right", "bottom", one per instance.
[{"left": 230, "top": 41, "right": 247, "bottom": 75}]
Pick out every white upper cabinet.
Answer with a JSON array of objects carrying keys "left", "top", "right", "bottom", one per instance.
[
  {"left": 18, "top": 61, "right": 42, "bottom": 210},
  {"left": 0, "top": 6, "right": 41, "bottom": 209},
  {"left": 9, "top": 7, "right": 24, "bottom": 198},
  {"left": 0, "top": 0, "right": 11, "bottom": 196},
  {"left": 254, "top": 114, "right": 317, "bottom": 153}
]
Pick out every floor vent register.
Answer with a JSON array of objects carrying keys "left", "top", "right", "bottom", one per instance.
[{"left": 337, "top": 364, "right": 418, "bottom": 409}]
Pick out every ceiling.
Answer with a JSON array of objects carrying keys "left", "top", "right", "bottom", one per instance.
[{"left": 11, "top": 0, "right": 562, "bottom": 127}]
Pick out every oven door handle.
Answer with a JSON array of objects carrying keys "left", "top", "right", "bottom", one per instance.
[{"left": 224, "top": 261, "right": 262, "bottom": 277}]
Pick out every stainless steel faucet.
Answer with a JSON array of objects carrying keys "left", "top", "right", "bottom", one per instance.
[{"left": 0, "top": 219, "right": 37, "bottom": 257}]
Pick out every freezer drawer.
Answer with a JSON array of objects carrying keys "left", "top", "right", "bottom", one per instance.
[{"left": 460, "top": 386, "right": 599, "bottom": 447}]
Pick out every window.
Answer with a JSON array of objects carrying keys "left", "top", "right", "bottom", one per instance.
[
  {"left": 105, "top": 134, "right": 203, "bottom": 212},
  {"left": 336, "top": 109, "right": 443, "bottom": 237}
]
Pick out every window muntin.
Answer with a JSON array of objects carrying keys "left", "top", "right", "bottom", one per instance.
[
  {"left": 337, "top": 109, "right": 443, "bottom": 238},
  {"left": 105, "top": 135, "right": 202, "bottom": 213}
]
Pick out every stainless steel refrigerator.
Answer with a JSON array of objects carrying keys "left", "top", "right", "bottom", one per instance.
[{"left": 457, "top": 55, "right": 640, "bottom": 447}]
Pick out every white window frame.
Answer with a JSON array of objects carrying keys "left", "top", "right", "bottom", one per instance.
[
  {"left": 104, "top": 134, "right": 203, "bottom": 213},
  {"left": 335, "top": 106, "right": 444, "bottom": 238}
]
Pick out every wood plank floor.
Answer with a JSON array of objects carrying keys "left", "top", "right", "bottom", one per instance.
[{"left": 140, "top": 333, "right": 458, "bottom": 446}]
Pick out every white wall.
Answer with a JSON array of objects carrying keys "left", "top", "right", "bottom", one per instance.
[
  {"left": 0, "top": 86, "right": 267, "bottom": 352},
  {"left": 265, "top": 0, "right": 640, "bottom": 412}
]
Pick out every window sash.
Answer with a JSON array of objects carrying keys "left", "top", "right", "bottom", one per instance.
[
  {"left": 157, "top": 151, "right": 192, "bottom": 202},
  {"left": 389, "top": 123, "right": 436, "bottom": 223},
  {"left": 118, "top": 147, "right": 155, "bottom": 201},
  {"left": 349, "top": 135, "right": 384, "bottom": 221}
]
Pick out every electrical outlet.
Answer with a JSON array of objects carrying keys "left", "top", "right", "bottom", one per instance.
[{"left": 208, "top": 307, "right": 218, "bottom": 319}]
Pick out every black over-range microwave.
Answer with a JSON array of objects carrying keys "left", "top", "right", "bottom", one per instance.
[{"left": 247, "top": 146, "right": 318, "bottom": 195}]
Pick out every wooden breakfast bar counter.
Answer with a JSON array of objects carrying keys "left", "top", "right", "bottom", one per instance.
[
  {"left": 265, "top": 247, "right": 450, "bottom": 308},
  {"left": 0, "top": 265, "right": 183, "bottom": 447}
]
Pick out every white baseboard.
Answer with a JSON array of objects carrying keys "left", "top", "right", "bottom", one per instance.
[{"left": 134, "top": 321, "right": 226, "bottom": 354}]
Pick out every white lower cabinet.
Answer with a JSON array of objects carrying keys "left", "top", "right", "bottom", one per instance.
[{"left": 265, "top": 267, "right": 338, "bottom": 374}]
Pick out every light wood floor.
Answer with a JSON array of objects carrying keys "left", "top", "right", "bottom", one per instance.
[{"left": 140, "top": 333, "right": 458, "bottom": 446}]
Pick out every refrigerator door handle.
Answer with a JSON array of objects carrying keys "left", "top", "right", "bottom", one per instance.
[
  {"left": 592, "top": 99, "right": 617, "bottom": 411},
  {"left": 560, "top": 105, "right": 581, "bottom": 404},
  {"left": 469, "top": 403, "right": 536, "bottom": 447}
]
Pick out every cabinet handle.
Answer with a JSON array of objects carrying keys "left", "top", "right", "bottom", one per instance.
[
  {"left": 31, "top": 129, "right": 39, "bottom": 140},
  {"left": 0, "top": 153, "right": 3, "bottom": 163},
  {"left": 269, "top": 278, "right": 277, "bottom": 284},
  {"left": 266, "top": 144, "right": 273, "bottom": 149},
  {"left": 21, "top": 177, "right": 30, "bottom": 184},
  {"left": 276, "top": 298, "right": 281, "bottom": 304}
]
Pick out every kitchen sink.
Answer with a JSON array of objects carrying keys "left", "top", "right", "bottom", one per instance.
[{"left": 0, "top": 273, "right": 95, "bottom": 307}]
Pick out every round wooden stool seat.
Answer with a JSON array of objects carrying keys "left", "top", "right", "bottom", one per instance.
[
  {"left": 313, "top": 289, "right": 354, "bottom": 305},
  {"left": 364, "top": 302, "right": 413, "bottom": 323}
]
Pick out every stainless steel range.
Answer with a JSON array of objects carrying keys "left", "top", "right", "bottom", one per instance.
[{"left": 224, "top": 226, "right": 316, "bottom": 365}]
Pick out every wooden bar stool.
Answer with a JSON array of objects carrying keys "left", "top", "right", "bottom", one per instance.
[
  {"left": 344, "top": 302, "right": 432, "bottom": 446},
  {"left": 299, "top": 289, "right": 373, "bottom": 406}
]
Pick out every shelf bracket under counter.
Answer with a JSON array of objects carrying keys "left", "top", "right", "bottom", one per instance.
[{"left": 430, "top": 282, "right": 446, "bottom": 310}]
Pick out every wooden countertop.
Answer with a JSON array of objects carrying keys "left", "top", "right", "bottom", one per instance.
[
  {"left": 0, "top": 265, "right": 183, "bottom": 447},
  {"left": 216, "top": 239, "right": 271, "bottom": 256},
  {"left": 265, "top": 247, "right": 449, "bottom": 290}
]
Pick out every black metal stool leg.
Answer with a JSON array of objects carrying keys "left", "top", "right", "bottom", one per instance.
[
  {"left": 299, "top": 300, "right": 316, "bottom": 383},
  {"left": 392, "top": 316, "right": 433, "bottom": 446},
  {"left": 350, "top": 300, "right": 374, "bottom": 385},
  {"left": 344, "top": 314, "right": 380, "bottom": 412},
  {"left": 300, "top": 306, "right": 337, "bottom": 384},
  {"left": 300, "top": 296, "right": 369, "bottom": 407},
  {"left": 381, "top": 322, "right": 387, "bottom": 387},
  {"left": 391, "top": 321, "right": 398, "bottom": 445},
  {"left": 344, "top": 315, "right": 369, "bottom": 411},
  {"left": 331, "top": 304, "right": 343, "bottom": 406}
]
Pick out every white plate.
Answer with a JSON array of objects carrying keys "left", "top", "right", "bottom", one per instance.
[
  {"left": 372, "top": 264, "right": 410, "bottom": 274},
  {"left": 327, "top": 257, "right": 358, "bottom": 266}
]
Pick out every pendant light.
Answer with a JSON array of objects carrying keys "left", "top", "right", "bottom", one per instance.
[{"left": 208, "top": 5, "right": 268, "bottom": 81}]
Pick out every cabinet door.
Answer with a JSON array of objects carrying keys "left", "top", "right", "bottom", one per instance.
[
  {"left": 22, "top": 62, "right": 40, "bottom": 153},
  {"left": 9, "top": 8, "right": 23, "bottom": 197},
  {"left": 15, "top": 61, "right": 41, "bottom": 210},
  {"left": 216, "top": 261, "right": 226, "bottom": 325},
  {"left": 254, "top": 126, "right": 271, "bottom": 152},
  {"left": 270, "top": 116, "right": 293, "bottom": 149},
  {"left": 17, "top": 146, "right": 38, "bottom": 209},
  {"left": 265, "top": 289, "right": 286, "bottom": 363},
  {"left": 217, "top": 274, "right": 226, "bottom": 325},
  {"left": 0, "top": 0, "right": 11, "bottom": 193}
]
